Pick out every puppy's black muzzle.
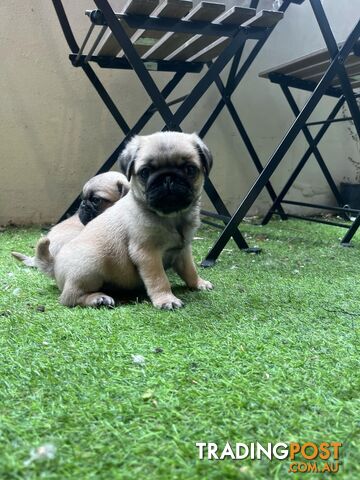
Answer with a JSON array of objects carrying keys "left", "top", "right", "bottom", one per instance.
[
  {"left": 146, "top": 169, "right": 194, "bottom": 214},
  {"left": 78, "top": 200, "right": 100, "bottom": 225}
]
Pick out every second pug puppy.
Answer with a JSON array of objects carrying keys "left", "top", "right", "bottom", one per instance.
[
  {"left": 52, "top": 132, "right": 213, "bottom": 309},
  {"left": 12, "top": 172, "right": 129, "bottom": 272}
]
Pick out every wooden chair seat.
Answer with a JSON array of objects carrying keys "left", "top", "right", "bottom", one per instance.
[
  {"left": 96, "top": 0, "right": 285, "bottom": 64},
  {"left": 259, "top": 41, "right": 360, "bottom": 90}
]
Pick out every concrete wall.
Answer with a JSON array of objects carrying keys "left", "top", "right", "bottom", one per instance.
[{"left": 0, "top": 0, "right": 359, "bottom": 225}]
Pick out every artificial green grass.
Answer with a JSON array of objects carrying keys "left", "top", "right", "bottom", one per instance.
[{"left": 0, "top": 220, "right": 359, "bottom": 479}]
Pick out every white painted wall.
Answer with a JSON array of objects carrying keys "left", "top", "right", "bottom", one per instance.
[{"left": 0, "top": 0, "right": 359, "bottom": 225}]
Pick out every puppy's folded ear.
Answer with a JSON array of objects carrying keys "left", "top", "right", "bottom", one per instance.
[
  {"left": 117, "top": 180, "right": 129, "bottom": 198},
  {"left": 119, "top": 136, "right": 140, "bottom": 180},
  {"left": 191, "top": 134, "right": 213, "bottom": 176}
]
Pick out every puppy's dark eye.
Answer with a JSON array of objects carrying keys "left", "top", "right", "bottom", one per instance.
[
  {"left": 184, "top": 164, "right": 198, "bottom": 177},
  {"left": 138, "top": 167, "right": 152, "bottom": 181},
  {"left": 89, "top": 195, "right": 102, "bottom": 205}
]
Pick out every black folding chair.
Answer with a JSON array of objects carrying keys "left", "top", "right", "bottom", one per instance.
[
  {"left": 51, "top": 0, "right": 304, "bottom": 255},
  {"left": 202, "top": 0, "right": 360, "bottom": 265}
]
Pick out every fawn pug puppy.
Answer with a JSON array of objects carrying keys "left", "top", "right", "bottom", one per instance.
[
  {"left": 11, "top": 172, "right": 129, "bottom": 272},
  {"left": 52, "top": 132, "right": 213, "bottom": 309},
  {"left": 78, "top": 171, "right": 129, "bottom": 226}
]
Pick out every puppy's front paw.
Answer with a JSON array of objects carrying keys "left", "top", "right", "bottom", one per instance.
[
  {"left": 152, "top": 294, "right": 184, "bottom": 310},
  {"left": 87, "top": 293, "right": 115, "bottom": 308},
  {"left": 196, "top": 278, "right": 213, "bottom": 291}
]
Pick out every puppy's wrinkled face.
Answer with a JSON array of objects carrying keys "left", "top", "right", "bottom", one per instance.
[
  {"left": 119, "top": 132, "right": 212, "bottom": 215},
  {"left": 78, "top": 172, "right": 129, "bottom": 225}
]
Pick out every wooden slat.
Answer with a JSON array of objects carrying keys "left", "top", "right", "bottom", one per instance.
[
  {"left": 125, "top": 0, "right": 159, "bottom": 15},
  {"left": 258, "top": 39, "right": 360, "bottom": 92},
  {"left": 131, "top": 0, "right": 193, "bottom": 58},
  {"left": 304, "top": 57, "right": 360, "bottom": 84},
  {"left": 259, "top": 42, "right": 360, "bottom": 84},
  {"left": 290, "top": 58, "right": 332, "bottom": 80},
  {"left": 259, "top": 46, "right": 334, "bottom": 79},
  {"left": 332, "top": 73, "right": 360, "bottom": 88},
  {"left": 190, "top": 37, "right": 227, "bottom": 62},
  {"left": 143, "top": 1, "right": 225, "bottom": 61},
  {"left": 337, "top": 75, "right": 360, "bottom": 88},
  {"left": 167, "top": 6, "right": 256, "bottom": 61},
  {"left": 241, "top": 9, "right": 283, "bottom": 28},
  {"left": 192, "top": 9, "right": 283, "bottom": 63},
  {"left": 351, "top": 79, "right": 360, "bottom": 89},
  {"left": 97, "top": 0, "right": 159, "bottom": 56},
  {"left": 300, "top": 52, "right": 358, "bottom": 80}
]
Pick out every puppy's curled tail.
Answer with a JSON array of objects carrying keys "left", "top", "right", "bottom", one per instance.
[
  {"left": 35, "top": 237, "right": 55, "bottom": 277},
  {"left": 11, "top": 251, "right": 36, "bottom": 268}
]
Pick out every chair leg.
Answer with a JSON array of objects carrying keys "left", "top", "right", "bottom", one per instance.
[
  {"left": 341, "top": 213, "right": 360, "bottom": 246},
  {"left": 281, "top": 85, "right": 345, "bottom": 207},
  {"left": 310, "top": 0, "right": 360, "bottom": 139},
  {"left": 261, "top": 95, "right": 346, "bottom": 225},
  {"left": 212, "top": 72, "right": 288, "bottom": 220},
  {"left": 203, "top": 178, "right": 250, "bottom": 253}
]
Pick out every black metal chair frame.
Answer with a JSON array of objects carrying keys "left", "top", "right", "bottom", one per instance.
[
  {"left": 202, "top": 0, "right": 360, "bottom": 266},
  {"left": 52, "top": 0, "right": 303, "bottom": 256},
  {"left": 260, "top": 69, "right": 360, "bottom": 248}
]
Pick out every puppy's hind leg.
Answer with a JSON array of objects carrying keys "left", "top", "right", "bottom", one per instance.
[{"left": 60, "top": 283, "right": 115, "bottom": 308}]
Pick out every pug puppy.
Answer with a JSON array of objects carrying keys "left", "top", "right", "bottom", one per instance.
[
  {"left": 77, "top": 172, "right": 129, "bottom": 225},
  {"left": 11, "top": 172, "right": 129, "bottom": 271},
  {"left": 51, "top": 132, "right": 213, "bottom": 309}
]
